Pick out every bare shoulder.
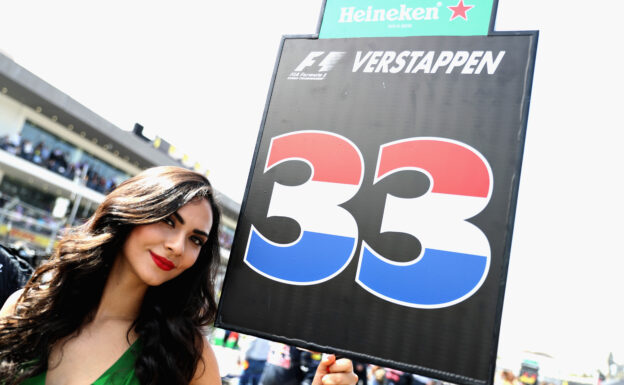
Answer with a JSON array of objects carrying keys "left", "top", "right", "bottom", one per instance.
[
  {"left": 0, "top": 289, "right": 24, "bottom": 318},
  {"left": 190, "top": 336, "right": 221, "bottom": 385}
]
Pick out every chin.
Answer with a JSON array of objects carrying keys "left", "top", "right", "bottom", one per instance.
[
  {"left": 148, "top": 271, "right": 183, "bottom": 287},
  {"left": 139, "top": 272, "right": 171, "bottom": 287},
  {"left": 150, "top": 277, "right": 173, "bottom": 287}
]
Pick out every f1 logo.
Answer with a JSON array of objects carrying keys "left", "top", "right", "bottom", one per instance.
[{"left": 294, "top": 51, "right": 346, "bottom": 72}]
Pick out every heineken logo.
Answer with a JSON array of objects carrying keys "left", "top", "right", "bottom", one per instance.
[
  {"left": 320, "top": 0, "right": 492, "bottom": 38},
  {"left": 338, "top": 3, "right": 442, "bottom": 23},
  {"left": 337, "top": 1, "right": 476, "bottom": 24}
]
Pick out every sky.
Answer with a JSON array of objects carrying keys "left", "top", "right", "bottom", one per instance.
[{"left": 1, "top": 0, "right": 623, "bottom": 378}]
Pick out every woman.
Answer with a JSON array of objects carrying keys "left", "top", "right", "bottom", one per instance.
[{"left": 0, "top": 166, "right": 357, "bottom": 385}]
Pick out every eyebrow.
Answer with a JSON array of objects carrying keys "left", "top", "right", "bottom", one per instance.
[
  {"left": 193, "top": 229, "right": 209, "bottom": 238},
  {"left": 173, "top": 212, "right": 210, "bottom": 238},
  {"left": 173, "top": 212, "right": 185, "bottom": 224}
]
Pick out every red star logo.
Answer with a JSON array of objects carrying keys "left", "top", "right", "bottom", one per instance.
[{"left": 448, "top": 0, "right": 474, "bottom": 20}]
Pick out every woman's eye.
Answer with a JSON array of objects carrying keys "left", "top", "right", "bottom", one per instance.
[
  {"left": 190, "top": 237, "right": 205, "bottom": 247},
  {"left": 163, "top": 217, "right": 175, "bottom": 227}
]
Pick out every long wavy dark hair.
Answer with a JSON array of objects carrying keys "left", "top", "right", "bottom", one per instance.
[{"left": 0, "top": 166, "right": 222, "bottom": 385}]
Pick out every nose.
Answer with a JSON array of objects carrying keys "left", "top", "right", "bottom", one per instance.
[{"left": 164, "top": 230, "right": 185, "bottom": 256}]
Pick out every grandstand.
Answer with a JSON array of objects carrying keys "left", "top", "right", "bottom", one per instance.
[{"left": 0, "top": 52, "right": 239, "bottom": 268}]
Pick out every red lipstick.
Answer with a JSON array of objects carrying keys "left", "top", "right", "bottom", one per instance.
[{"left": 150, "top": 251, "right": 174, "bottom": 271}]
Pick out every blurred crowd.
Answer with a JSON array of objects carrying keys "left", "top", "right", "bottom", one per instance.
[
  {"left": 0, "top": 194, "right": 59, "bottom": 236},
  {"left": 213, "top": 330, "right": 440, "bottom": 385},
  {"left": 1, "top": 133, "right": 117, "bottom": 194},
  {"left": 0, "top": 192, "right": 66, "bottom": 260}
]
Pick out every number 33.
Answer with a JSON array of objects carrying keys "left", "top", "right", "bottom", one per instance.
[{"left": 245, "top": 131, "right": 492, "bottom": 308}]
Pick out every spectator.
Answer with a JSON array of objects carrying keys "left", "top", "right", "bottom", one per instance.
[
  {"left": 39, "top": 142, "right": 50, "bottom": 163},
  {"left": 384, "top": 368, "right": 403, "bottom": 385},
  {"left": 48, "top": 148, "right": 68, "bottom": 174},
  {"left": 32, "top": 142, "right": 45, "bottom": 164},
  {"left": 238, "top": 336, "right": 270, "bottom": 385},
  {"left": 1, "top": 133, "right": 21, "bottom": 155},
  {"left": 370, "top": 366, "right": 386, "bottom": 385},
  {"left": 353, "top": 361, "right": 368, "bottom": 385},
  {"left": 19, "top": 140, "right": 34, "bottom": 161},
  {"left": 300, "top": 351, "right": 323, "bottom": 385},
  {"left": 259, "top": 342, "right": 303, "bottom": 385}
]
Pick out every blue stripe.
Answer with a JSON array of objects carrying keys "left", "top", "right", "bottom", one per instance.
[
  {"left": 359, "top": 247, "right": 487, "bottom": 306},
  {"left": 246, "top": 230, "right": 356, "bottom": 283}
]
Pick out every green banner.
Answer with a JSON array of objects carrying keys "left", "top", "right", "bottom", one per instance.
[{"left": 319, "top": 0, "right": 495, "bottom": 38}]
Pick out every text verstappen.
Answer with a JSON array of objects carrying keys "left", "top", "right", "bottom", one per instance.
[{"left": 353, "top": 50, "right": 506, "bottom": 74}]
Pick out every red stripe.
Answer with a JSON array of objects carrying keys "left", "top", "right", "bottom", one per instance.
[
  {"left": 377, "top": 139, "right": 490, "bottom": 197},
  {"left": 268, "top": 132, "right": 362, "bottom": 185}
]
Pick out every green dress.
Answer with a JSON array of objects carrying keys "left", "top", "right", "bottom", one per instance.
[{"left": 20, "top": 340, "right": 141, "bottom": 385}]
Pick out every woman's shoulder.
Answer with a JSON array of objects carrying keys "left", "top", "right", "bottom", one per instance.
[
  {"left": 189, "top": 337, "right": 221, "bottom": 385},
  {"left": 0, "top": 288, "right": 24, "bottom": 317}
]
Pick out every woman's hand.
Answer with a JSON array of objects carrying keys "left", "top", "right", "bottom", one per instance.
[{"left": 311, "top": 354, "right": 359, "bottom": 385}]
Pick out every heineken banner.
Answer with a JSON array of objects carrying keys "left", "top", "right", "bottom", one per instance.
[
  {"left": 319, "top": 0, "right": 498, "bottom": 38},
  {"left": 217, "top": 33, "right": 537, "bottom": 385}
]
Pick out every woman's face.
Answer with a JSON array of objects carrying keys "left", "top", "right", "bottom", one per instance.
[{"left": 118, "top": 198, "right": 214, "bottom": 287}]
